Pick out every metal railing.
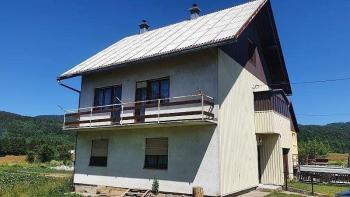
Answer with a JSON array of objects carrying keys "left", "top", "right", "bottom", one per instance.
[{"left": 63, "top": 94, "right": 215, "bottom": 130}]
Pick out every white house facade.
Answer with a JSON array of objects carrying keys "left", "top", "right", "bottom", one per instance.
[{"left": 58, "top": 0, "right": 299, "bottom": 196}]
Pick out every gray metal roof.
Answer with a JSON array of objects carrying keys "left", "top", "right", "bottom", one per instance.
[
  {"left": 300, "top": 165, "right": 350, "bottom": 175},
  {"left": 59, "top": 0, "right": 267, "bottom": 80}
]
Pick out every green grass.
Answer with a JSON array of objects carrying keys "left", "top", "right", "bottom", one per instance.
[
  {"left": 265, "top": 192, "right": 304, "bottom": 197},
  {"left": 0, "top": 163, "right": 80, "bottom": 197},
  {"left": 288, "top": 180, "right": 350, "bottom": 196}
]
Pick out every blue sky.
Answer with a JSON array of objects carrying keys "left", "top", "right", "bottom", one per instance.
[{"left": 0, "top": 0, "right": 349, "bottom": 125}]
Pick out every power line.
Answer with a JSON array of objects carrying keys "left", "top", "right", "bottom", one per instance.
[
  {"left": 297, "top": 113, "right": 350, "bottom": 117},
  {"left": 254, "top": 76, "right": 350, "bottom": 87},
  {"left": 291, "top": 77, "right": 350, "bottom": 85}
]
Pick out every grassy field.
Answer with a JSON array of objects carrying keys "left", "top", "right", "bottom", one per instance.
[
  {"left": 0, "top": 156, "right": 79, "bottom": 197},
  {"left": 327, "top": 153, "right": 348, "bottom": 166},
  {"left": 288, "top": 181, "right": 350, "bottom": 196}
]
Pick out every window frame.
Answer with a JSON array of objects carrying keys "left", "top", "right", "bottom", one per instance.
[
  {"left": 135, "top": 77, "right": 170, "bottom": 102},
  {"left": 93, "top": 85, "right": 122, "bottom": 111},
  {"left": 144, "top": 137, "right": 168, "bottom": 170},
  {"left": 89, "top": 139, "right": 109, "bottom": 167}
]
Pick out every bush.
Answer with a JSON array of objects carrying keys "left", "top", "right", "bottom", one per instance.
[
  {"left": 57, "top": 145, "right": 72, "bottom": 165},
  {"left": 26, "top": 151, "right": 36, "bottom": 163},
  {"left": 152, "top": 177, "right": 159, "bottom": 194},
  {"left": 38, "top": 145, "right": 56, "bottom": 163}
]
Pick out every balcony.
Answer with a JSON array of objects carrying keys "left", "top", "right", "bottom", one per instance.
[
  {"left": 63, "top": 94, "right": 216, "bottom": 130},
  {"left": 254, "top": 90, "right": 291, "bottom": 134}
]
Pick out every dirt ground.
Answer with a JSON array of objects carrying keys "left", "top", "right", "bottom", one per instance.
[{"left": 0, "top": 155, "right": 27, "bottom": 164}]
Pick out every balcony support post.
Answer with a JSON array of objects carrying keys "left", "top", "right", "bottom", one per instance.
[
  {"left": 63, "top": 112, "right": 66, "bottom": 129},
  {"left": 90, "top": 108, "right": 93, "bottom": 127},
  {"left": 201, "top": 94, "right": 204, "bottom": 121},
  {"left": 158, "top": 99, "right": 161, "bottom": 123},
  {"left": 121, "top": 105, "right": 123, "bottom": 125}
]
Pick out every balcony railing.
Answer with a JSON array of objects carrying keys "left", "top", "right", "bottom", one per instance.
[{"left": 63, "top": 94, "right": 215, "bottom": 130}]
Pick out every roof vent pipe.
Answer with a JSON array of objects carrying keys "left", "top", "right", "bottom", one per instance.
[
  {"left": 189, "top": 4, "right": 201, "bottom": 20},
  {"left": 139, "top": 20, "right": 149, "bottom": 34}
]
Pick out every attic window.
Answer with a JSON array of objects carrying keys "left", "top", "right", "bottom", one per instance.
[{"left": 247, "top": 39, "right": 256, "bottom": 66}]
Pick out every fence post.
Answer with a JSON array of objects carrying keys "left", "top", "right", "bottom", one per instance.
[{"left": 311, "top": 173, "right": 314, "bottom": 195}]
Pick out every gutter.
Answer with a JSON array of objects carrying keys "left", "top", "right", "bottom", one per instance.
[{"left": 57, "top": 80, "right": 81, "bottom": 94}]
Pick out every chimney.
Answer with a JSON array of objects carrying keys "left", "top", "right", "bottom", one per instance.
[
  {"left": 189, "top": 4, "right": 201, "bottom": 20},
  {"left": 139, "top": 20, "right": 149, "bottom": 34}
]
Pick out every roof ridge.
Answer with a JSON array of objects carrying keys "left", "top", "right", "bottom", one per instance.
[
  {"left": 59, "top": 0, "right": 267, "bottom": 80},
  {"left": 123, "top": 0, "right": 264, "bottom": 39}
]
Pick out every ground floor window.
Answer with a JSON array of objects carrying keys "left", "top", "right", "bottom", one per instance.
[
  {"left": 144, "top": 138, "right": 168, "bottom": 169},
  {"left": 89, "top": 139, "right": 108, "bottom": 167}
]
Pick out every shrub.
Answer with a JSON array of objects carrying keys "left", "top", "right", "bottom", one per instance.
[
  {"left": 57, "top": 145, "right": 72, "bottom": 165},
  {"left": 152, "top": 177, "right": 159, "bottom": 194},
  {"left": 26, "top": 151, "right": 36, "bottom": 163},
  {"left": 38, "top": 144, "right": 56, "bottom": 163}
]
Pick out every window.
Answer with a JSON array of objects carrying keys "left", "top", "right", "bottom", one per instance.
[
  {"left": 89, "top": 139, "right": 108, "bottom": 167},
  {"left": 135, "top": 78, "right": 169, "bottom": 122},
  {"left": 144, "top": 138, "right": 168, "bottom": 169},
  {"left": 247, "top": 39, "right": 256, "bottom": 65},
  {"left": 94, "top": 85, "right": 122, "bottom": 108},
  {"left": 147, "top": 78, "right": 170, "bottom": 102}
]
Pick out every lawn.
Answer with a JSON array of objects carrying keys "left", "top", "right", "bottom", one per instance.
[
  {"left": 0, "top": 161, "right": 79, "bottom": 196},
  {"left": 265, "top": 192, "right": 304, "bottom": 197},
  {"left": 288, "top": 181, "right": 350, "bottom": 196}
]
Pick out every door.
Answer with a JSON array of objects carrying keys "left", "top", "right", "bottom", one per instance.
[
  {"left": 257, "top": 145, "right": 262, "bottom": 183},
  {"left": 111, "top": 86, "right": 122, "bottom": 123},
  {"left": 94, "top": 85, "right": 122, "bottom": 124},
  {"left": 282, "top": 148, "right": 290, "bottom": 180},
  {"left": 135, "top": 82, "right": 147, "bottom": 123}
]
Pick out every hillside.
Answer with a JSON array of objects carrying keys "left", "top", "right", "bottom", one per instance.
[
  {"left": 0, "top": 111, "right": 349, "bottom": 154},
  {"left": 299, "top": 122, "right": 350, "bottom": 153},
  {"left": 0, "top": 111, "right": 74, "bottom": 156}
]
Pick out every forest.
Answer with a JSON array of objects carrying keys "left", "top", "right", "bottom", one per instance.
[{"left": 0, "top": 110, "right": 349, "bottom": 160}]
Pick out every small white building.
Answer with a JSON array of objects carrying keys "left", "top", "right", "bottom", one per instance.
[{"left": 58, "top": 0, "right": 299, "bottom": 196}]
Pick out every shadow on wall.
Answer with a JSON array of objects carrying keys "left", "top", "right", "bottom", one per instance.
[
  {"left": 259, "top": 134, "right": 279, "bottom": 184},
  {"left": 74, "top": 124, "right": 216, "bottom": 183}
]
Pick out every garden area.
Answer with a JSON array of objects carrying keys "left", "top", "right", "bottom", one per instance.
[{"left": 0, "top": 156, "right": 79, "bottom": 197}]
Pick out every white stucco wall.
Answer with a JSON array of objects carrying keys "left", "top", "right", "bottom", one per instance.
[
  {"left": 79, "top": 49, "right": 218, "bottom": 109},
  {"left": 74, "top": 125, "right": 220, "bottom": 196}
]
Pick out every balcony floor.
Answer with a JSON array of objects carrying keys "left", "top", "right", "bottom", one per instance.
[{"left": 64, "top": 119, "right": 217, "bottom": 132}]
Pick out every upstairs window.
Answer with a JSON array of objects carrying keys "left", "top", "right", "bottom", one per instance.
[
  {"left": 144, "top": 138, "right": 168, "bottom": 169},
  {"left": 89, "top": 139, "right": 108, "bottom": 167},
  {"left": 247, "top": 39, "right": 256, "bottom": 66},
  {"left": 147, "top": 78, "right": 170, "bottom": 101},
  {"left": 94, "top": 85, "right": 122, "bottom": 110}
]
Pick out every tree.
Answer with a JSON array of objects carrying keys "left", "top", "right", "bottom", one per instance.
[
  {"left": 38, "top": 144, "right": 56, "bottom": 162},
  {"left": 57, "top": 145, "right": 72, "bottom": 165},
  {"left": 298, "top": 139, "right": 331, "bottom": 164}
]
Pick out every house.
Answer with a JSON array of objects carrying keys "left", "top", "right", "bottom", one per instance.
[{"left": 58, "top": 0, "right": 299, "bottom": 196}]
